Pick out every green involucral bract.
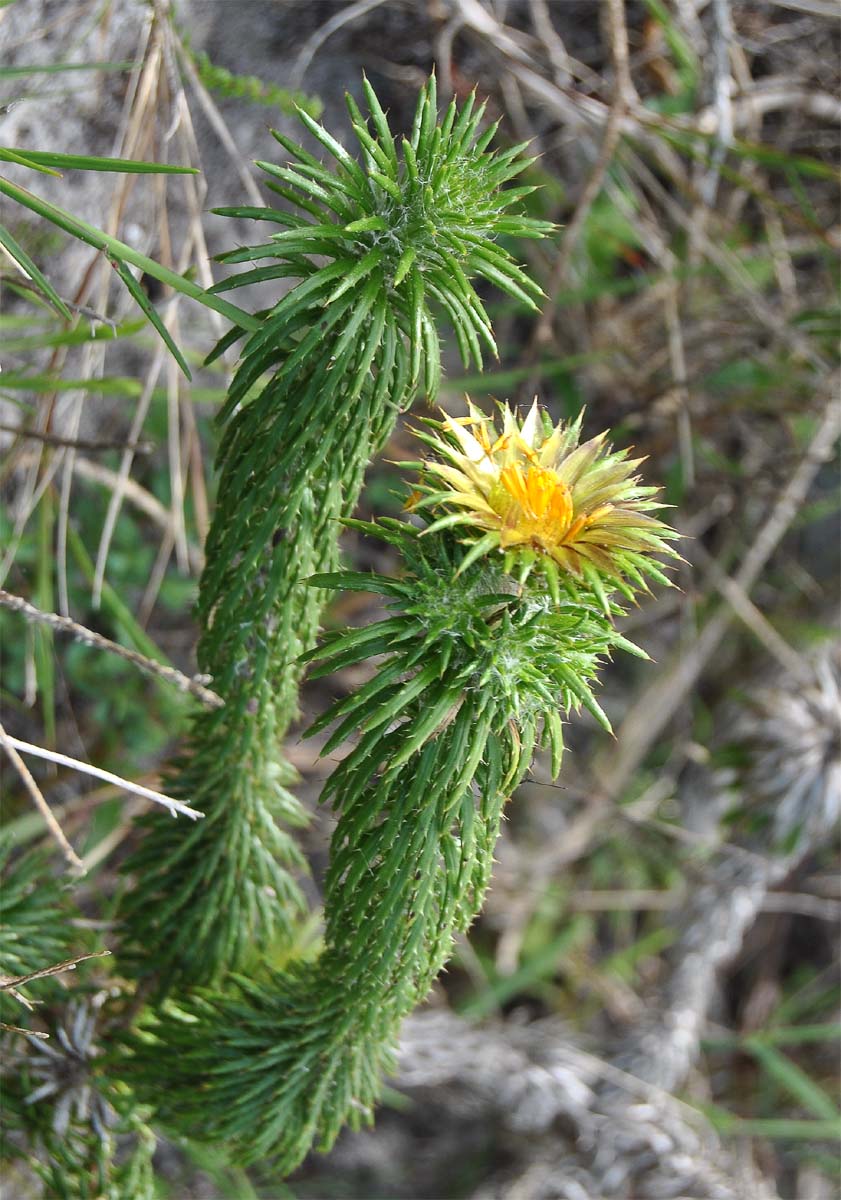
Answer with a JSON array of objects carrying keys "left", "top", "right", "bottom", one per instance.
[
  {"left": 121, "top": 487, "right": 677, "bottom": 1172},
  {"left": 117, "top": 76, "right": 552, "bottom": 991}
]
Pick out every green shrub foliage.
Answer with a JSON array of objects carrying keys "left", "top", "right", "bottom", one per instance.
[
  {"left": 117, "top": 76, "right": 551, "bottom": 991},
  {"left": 108, "top": 73, "right": 675, "bottom": 1176},
  {"left": 122, "top": 514, "right": 662, "bottom": 1172}
]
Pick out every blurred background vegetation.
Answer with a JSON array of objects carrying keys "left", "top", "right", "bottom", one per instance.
[{"left": 0, "top": 1, "right": 839, "bottom": 1197}]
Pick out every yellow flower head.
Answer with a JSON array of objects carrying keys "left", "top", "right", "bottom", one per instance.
[{"left": 413, "top": 399, "right": 679, "bottom": 601}]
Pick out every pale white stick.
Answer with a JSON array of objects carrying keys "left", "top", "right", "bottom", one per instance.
[
  {"left": 0, "top": 724, "right": 84, "bottom": 872},
  {"left": 3, "top": 736, "right": 203, "bottom": 821}
]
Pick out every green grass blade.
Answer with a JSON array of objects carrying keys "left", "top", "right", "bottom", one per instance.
[
  {"left": 108, "top": 256, "right": 192, "bottom": 379},
  {"left": 0, "top": 61, "right": 135, "bottom": 78},
  {"left": 745, "top": 1038, "right": 840, "bottom": 1121},
  {"left": 0, "top": 147, "right": 61, "bottom": 175},
  {"left": 458, "top": 918, "right": 591, "bottom": 1019},
  {"left": 0, "top": 176, "right": 261, "bottom": 332},
  {"left": 0, "top": 148, "right": 198, "bottom": 175},
  {"left": 66, "top": 525, "right": 175, "bottom": 665},
  {"left": 0, "top": 317, "right": 144, "bottom": 354},
  {"left": 704, "top": 1108, "right": 841, "bottom": 1142},
  {"left": 703, "top": 1024, "right": 841, "bottom": 1050},
  {"left": 0, "top": 221, "right": 71, "bottom": 318},
  {"left": 35, "top": 493, "right": 56, "bottom": 747}
]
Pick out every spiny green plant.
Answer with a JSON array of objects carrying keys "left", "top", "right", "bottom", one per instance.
[
  {"left": 117, "top": 75, "right": 552, "bottom": 991},
  {"left": 3, "top": 1006, "right": 156, "bottom": 1200},
  {"left": 0, "top": 842, "right": 76, "bottom": 1034},
  {"left": 0, "top": 845, "right": 154, "bottom": 1196},
  {"left": 119, "top": 401, "right": 678, "bottom": 1173},
  {"left": 180, "top": 41, "right": 322, "bottom": 118}
]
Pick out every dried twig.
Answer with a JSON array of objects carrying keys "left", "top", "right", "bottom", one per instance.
[
  {"left": 693, "top": 545, "right": 811, "bottom": 683},
  {"left": 0, "top": 950, "right": 112, "bottom": 994},
  {"left": 0, "top": 589, "right": 223, "bottom": 708},
  {"left": 0, "top": 721, "right": 84, "bottom": 872},
  {"left": 91, "top": 342, "right": 166, "bottom": 608},
  {"left": 702, "top": 80, "right": 841, "bottom": 127},
  {"left": 289, "top": 0, "right": 390, "bottom": 89},
  {"left": 174, "top": 41, "right": 264, "bottom": 209},
  {"left": 601, "top": 378, "right": 841, "bottom": 797},
  {"left": 624, "top": 152, "right": 830, "bottom": 373},
  {"left": 517, "top": 0, "right": 639, "bottom": 406},
  {"left": 4, "top": 448, "right": 202, "bottom": 579},
  {"left": 664, "top": 282, "right": 695, "bottom": 489},
  {"left": 700, "top": 0, "right": 734, "bottom": 211},
  {"left": 62, "top": 453, "right": 203, "bottom": 572},
  {"left": 54, "top": 13, "right": 164, "bottom": 617},
  {"left": 0, "top": 424, "right": 152, "bottom": 455},
  {"left": 0, "top": 275, "right": 117, "bottom": 329},
  {"left": 766, "top": 0, "right": 838, "bottom": 13},
  {"left": 2, "top": 734, "right": 204, "bottom": 820},
  {"left": 612, "top": 656, "right": 840, "bottom": 1106},
  {"left": 529, "top": 0, "right": 571, "bottom": 89},
  {"left": 434, "top": 12, "right": 463, "bottom": 103},
  {"left": 164, "top": 312, "right": 189, "bottom": 576},
  {"left": 529, "top": 0, "right": 635, "bottom": 359},
  {"left": 566, "top": 888, "right": 841, "bottom": 921},
  {"left": 390, "top": 1009, "right": 742, "bottom": 1200},
  {"left": 0, "top": 1022, "right": 49, "bottom": 1039},
  {"left": 0, "top": 950, "right": 111, "bottom": 1039}
]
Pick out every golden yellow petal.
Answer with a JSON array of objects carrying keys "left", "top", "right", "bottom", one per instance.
[{"left": 500, "top": 463, "right": 530, "bottom": 511}]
